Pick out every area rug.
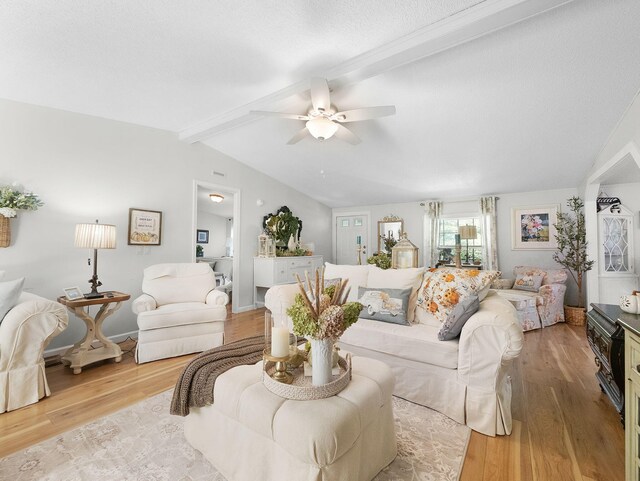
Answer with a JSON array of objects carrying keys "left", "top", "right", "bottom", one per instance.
[{"left": 0, "top": 390, "right": 470, "bottom": 481}]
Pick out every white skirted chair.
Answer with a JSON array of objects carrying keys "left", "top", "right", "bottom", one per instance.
[
  {"left": 132, "top": 263, "right": 229, "bottom": 364},
  {"left": 0, "top": 292, "right": 68, "bottom": 413}
]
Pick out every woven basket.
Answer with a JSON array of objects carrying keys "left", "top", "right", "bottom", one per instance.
[
  {"left": 564, "top": 305, "right": 586, "bottom": 326},
  {"left": 0, "top": 215, "right": 10, "bottom": 248}
]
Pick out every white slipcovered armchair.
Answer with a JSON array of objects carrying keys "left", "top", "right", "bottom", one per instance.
[
  {"left": 0, "top": 292, "right": 68, "bottom": 413},
  {"left": 132, "top": 263, "right": 229, "bottom": 364}
]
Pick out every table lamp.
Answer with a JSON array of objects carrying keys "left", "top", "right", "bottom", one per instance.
[
  {"left": 458, "top": 225, "right": 477, "bottom": 265},
  {"left": 75, "top": 220, "right": 116, "bottom": 298}
]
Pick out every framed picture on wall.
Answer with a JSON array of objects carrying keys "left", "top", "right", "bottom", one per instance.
[
  {"left": 197, "top": 229, "right": 209, "bottom": 244},
  {"left": 128, "top": 208, "right": 162, "bottom": 246},
  {"left": 511, "top": 205, "right": 559, "bottom": 250}
]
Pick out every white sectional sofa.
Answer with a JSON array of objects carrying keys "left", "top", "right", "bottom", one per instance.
[{"left": 265, "top": 263, "right": 524, "bottom": 436}]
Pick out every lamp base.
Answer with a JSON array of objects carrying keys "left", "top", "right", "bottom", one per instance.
[{"left": 84, "top": 292, "right": 104, "bottom": 299}]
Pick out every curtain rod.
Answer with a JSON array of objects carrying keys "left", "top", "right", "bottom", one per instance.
[{"left": 419, "top": 196, "right": 500, "bottom": 206}]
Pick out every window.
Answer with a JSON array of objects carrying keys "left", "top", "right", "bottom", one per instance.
[{"left": 438, "top": 217, "right": 482, "bottom": 264}]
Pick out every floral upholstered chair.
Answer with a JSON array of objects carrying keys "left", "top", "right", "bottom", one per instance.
[{"left": 494, "top": 266, "right": 568, "bottom": 330}]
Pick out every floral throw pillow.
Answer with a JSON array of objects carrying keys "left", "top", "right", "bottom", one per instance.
[
  {"left": 513, "top": 274, "right": 544, "bottom": 292},
  {"left": 417, "top": 268, "right": 500, "bottom": 322}
]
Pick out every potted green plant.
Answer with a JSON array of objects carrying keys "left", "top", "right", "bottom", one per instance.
[{"left": 553, "top": 196, "right": 595, "bottom": 326}]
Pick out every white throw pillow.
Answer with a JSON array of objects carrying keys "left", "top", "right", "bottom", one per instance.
[
  {"left": 0, "top": 277, "right": 25, "bottom": 323},
  {"left": 367, "top": 266, "right": 425, "bottom": 322},
  {"left": 323, "top": 263, "right": 370, "bottom": 302}
]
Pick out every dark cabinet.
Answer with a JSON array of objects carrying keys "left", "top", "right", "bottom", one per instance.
[{"left": 586, "top": 303, "right": 625, "bottom": 421}]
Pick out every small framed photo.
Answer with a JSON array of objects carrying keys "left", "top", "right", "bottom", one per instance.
[
  {"left": 128, "top": 208, "right": 162, "bottom": 246},
  {"left": 197, "top": 229, "right": 209, "bottom": 244},
  {"left": 512, "top": 205, "right": 560, "bottom": 250},
  {"left": 63, "top": 286, "right": 84, "bottom": 300}
]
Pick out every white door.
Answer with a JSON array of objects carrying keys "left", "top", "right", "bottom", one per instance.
[{"left": 336, "top": 215, "right": 368, "bottom": 265}]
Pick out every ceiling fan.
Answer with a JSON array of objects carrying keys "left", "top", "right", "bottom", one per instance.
[{"left": 251, "top": 78, "right": 396, "bottom": 145}]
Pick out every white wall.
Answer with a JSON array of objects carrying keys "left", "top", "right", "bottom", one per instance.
[
  {"left": 0, "top": 99, "right": 332, "bottom": 350},
  {"left": 582, "top": 88, "right": 640, "bottom": 305},
  {"left": 588, "top": 91, "right": 640, "bottom": 176},
  {"left": 197, "top": 211, "right": 228, "bottom": 257},
  {"left": 333, "top": 186, "right": 581, "bottom": 305}
]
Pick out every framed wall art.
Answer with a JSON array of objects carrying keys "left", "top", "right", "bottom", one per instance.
[
  {"left": 128, "top": 208, "right": 162, "bottom": 246},
  {"left": 511, "top": 205, "right": 559, "bottom": 250},
  {"left": 197, "top": 229, "right": 209, "bottom": 244}
]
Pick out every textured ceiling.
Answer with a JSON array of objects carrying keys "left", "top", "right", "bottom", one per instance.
[
  {"left": 197, "top": 186, "right": 234, "bottom": 218},
  {"left": 2, "top": 0, "right": 640, "bottom": 207},
  {"left": 0, "top": 0, "right": 481, "bottom": 130}
]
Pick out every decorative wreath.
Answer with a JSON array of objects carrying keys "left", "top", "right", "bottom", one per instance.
[{"left": 262, "top": 206, "right": 303, "bottom": 247}]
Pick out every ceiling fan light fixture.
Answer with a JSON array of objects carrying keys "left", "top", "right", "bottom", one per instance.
[
  {"left": 306, "top": 117, "right": 338, "bottom": 141},
  {"left": 209, "top": 193, "right": 224, "bottom": 203}
]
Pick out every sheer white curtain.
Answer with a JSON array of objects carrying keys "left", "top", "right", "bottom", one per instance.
[
  {"left": 479, "top": 196, "right": 499, "bottom": 271},
  {"left": 423, "top": 201, "right": 442, "bottom": 268}
]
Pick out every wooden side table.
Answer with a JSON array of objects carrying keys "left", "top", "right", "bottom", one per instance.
[{"left": 57, "top": 292, "right": 131, "bottom": 374}]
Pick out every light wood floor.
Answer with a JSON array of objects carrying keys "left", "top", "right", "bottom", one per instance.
[{"left": 0, "top": 308, "right": 625, "bottom": 480}]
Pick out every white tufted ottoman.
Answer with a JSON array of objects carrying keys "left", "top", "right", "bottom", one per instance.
[{"left": 184, "top": 356, "right": 397, "bottom": 481}]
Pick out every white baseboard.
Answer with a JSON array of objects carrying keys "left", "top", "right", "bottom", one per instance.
[
  {"left": 236, "top": 304, "right": 257, "bottom": 313},
  {"left": 45, "top": 330, "right": 139, "bottom": 358}
]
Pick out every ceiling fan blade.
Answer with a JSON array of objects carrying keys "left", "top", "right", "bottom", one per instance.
[
  {"left": 287, "top": 127, "right": 309, "bottom": 145},
  {"left": 251, "top": 110, "right": 309, "bottom": 121},
  {"left": 331, "top": 106, "right": 396, "bottom": 123},
  {"left": 333, "top": 124, "right": 361, "bottom": 145},
  {"left": 310, "top": 77, "right": 331, "bottom": 113}
]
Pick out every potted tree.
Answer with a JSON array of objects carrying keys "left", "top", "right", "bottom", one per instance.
[{"left": 553, "top": 196, "right": 595, "bottom": 326}]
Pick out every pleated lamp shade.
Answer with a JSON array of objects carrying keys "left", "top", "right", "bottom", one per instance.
[
  {"left": 458, "top": 225, "right": 477, "bottom": 240},
  {"left": 74, "top": 223, "right": 117, "bottom": 249}
]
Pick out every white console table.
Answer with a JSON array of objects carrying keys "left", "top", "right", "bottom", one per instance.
[{"left": 254, "top": 255, "right": 323, "bottom": 306}]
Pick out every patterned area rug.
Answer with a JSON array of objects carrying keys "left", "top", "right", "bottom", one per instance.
[{"left": 0, "top": 390, "right": 470, "bottom": 481}]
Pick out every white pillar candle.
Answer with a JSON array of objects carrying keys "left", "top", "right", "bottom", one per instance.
[{"left": 271, "top": 327, "right": 290, "bottom": 358}]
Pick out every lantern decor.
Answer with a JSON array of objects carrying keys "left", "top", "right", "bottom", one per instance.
[
  {"left": 264, "top": 311, "right": 296, "bottom": 384},
  {"left": 391, "top": 232, "right": 419, "bottom": 269},
  {"left": 258, "top": 231, "right": 276, "bottom": 258}
]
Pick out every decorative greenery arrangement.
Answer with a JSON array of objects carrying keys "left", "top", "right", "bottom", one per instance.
[
  {"left": 262, "top": 206, "right": 302, "bottom": 249},
  {"left": 367, "top": 252, "right": 391, "bottom": 269},
  {"left": 0, "top": 185, "right": 43, "bottom": 218},
  {"left": 380, "top": 233, "right": 397, "bottom": 253},
  {"left": 277, "top": 247, "right": 311, "bottom": 257},
  {"left": 287, "top": 269, "right": 362, "bottom": 341},
  {"left": 196, "top": 244, "right": 203, "bottom": 257},
  {"left": 553, "top": 196, "right": 594, "bottom": 308}
]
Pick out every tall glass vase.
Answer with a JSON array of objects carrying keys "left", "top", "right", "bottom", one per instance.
[{"left": 310, "top": 338, "right": 333, "bottom": 386}]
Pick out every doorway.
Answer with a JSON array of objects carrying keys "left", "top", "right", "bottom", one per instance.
[
  {"left": 193, "top": 181, "right": 241, "bottom": 314},
  {"left": 334, "top": 213, "right": 369, "bottom": 265}
]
